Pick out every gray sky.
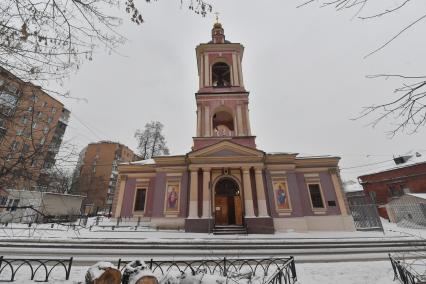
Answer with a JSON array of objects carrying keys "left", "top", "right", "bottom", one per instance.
[{"left": 58, "top": 0, "right": 426, "bottom": 181}]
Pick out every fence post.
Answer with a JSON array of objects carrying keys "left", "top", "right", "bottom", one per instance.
[
  {"left": 290, "top": 256, "right": 297, "bottom": 280},
  {"left": 137, "top": 217, "right": 141, "bottom": 227},
  {"left": 149, "top": 259, "right": 153, "bottom": 270},
  {"left": 66, "top": 257, "right": 73, "bottom": 280},
  {"left": 223, "top": 257, "right": 227, "bottom": 277},
  {"left": 117, "top": 258, "right": 122, "bottom": 270}
]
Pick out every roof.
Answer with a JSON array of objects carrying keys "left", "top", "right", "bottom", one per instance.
[
  {"left": 343, "top": 180, "right": 364, "bottom": 193},
  {"left": 128, "top": 158, "right": 156, "bottom": 165},
  {"left": 407, "top": 193, "right": 426, "bottom": 200},
  {"left": 359, "top": 151, "right": 426, "bottom": 177}
]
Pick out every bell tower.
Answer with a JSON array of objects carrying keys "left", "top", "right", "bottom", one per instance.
[{"left": 193, "top": 22, "right": 255, "bottom": 150}]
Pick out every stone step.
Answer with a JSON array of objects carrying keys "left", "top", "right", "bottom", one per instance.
[{"left": 213, "top": 225, "right": 247, "bottom": 235}]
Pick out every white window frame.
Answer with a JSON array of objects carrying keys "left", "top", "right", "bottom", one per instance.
[
  {"left": 307, "top": 182, "right": 327, "bottom": 213},
  {"left": 133, "top": 187, "right": 148, "bottom": 216}
]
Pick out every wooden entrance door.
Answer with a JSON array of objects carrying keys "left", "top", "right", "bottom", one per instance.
[
  {"left": 214, "top": 178, "right": 243, "bottom": 226},
  {"left": 215, "top": 196, "right": 229, "bottom": 225}
]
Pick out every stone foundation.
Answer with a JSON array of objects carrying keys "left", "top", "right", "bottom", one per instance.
[
  {"left": 184, "top": 218, "right": 214, "bottom": 233},
  {"left": 273, "top": 215, "right": 356, "bottom": 232},
  {"left": 244, "top": 217, "right": 274, "bottom": 234}
]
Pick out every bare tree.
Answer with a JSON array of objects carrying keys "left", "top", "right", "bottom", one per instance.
[
  {"left": 135, "top": 121, "right": 170, "bottom": 159},
  {"left": 299, "top": 0, "right": 426, "bottom": 135},
  {"left": 0, "top": 0, "right": 212, "bottom": 89}
]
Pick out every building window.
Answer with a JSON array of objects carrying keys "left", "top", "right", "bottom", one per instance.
[
  {"left": 21, "top": 116, "right": 28, "bottom": 125},
  {"left": 51, "top": 107, "right": 56, "bottom": 114},
  {"left": 10, "top": 140, "right": 20, "bottom": 152},
  {"left": 22, "top": 143, "right": 30, "bottom": 153},
  {"left": 0, "top": 196, "right": 6, "bottom": 205},
  {"left": 212, "top": 62, "right": 231, "bottom": 87},
  {"left": 43, "top": 126, "right": 49, "bottom": 134},
  {"left": 308, "top": 183, "right": 325, "bottom": 209},
  {"left": 16, "top": 129, "right": 23, "bottom": 136},
  {"left": 388, "top": 185, "right": 403, "bottom": 198},
  {"left": 7, "top": 199, "right": 20, "bottom": 211},
  {"left": 134, "top": 188, "right": 147, "bottom": 211}
]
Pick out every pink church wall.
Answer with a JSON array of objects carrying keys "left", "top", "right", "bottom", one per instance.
[
  {"left": 151, "top": 173, "right": 166, "bottom": 217},
  {"left": 265, "top": 171, "right": 342, "bottom": 218},
  {"left": 144, "top": 177, "right": 156, "bottom": 217}
]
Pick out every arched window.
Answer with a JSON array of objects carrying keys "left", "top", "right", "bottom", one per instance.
[
  {"left": 213, "top": 111, "right": 234, "bottom": 136},
  {"left": 212, "top": 62, "right": 231, "bottom": 87},
  {"left": 215, "top": 178, "right": 240, "bottom": 196}
]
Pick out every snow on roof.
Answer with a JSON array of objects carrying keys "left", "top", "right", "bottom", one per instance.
[
  {"left": 360, "top": 151, "right": 426, "bottom": 177},
  {"left": 407, "top": 193, "right": 426, "bottom": 200},
  {"left": 343, "top": 180, "right": 364, "bottom": 193},
  {"left": 129, "top": 158, "right": 156, "bottom": 165}
]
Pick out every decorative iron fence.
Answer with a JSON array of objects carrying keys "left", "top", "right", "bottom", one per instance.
[
  {"left": 118, "top": 257, "right": 297, "bottom": 284},
  {"left": 349, "top": 204, "right": 383, "bottom": 232},
  {"left": 388, "top": 204, "right": 426, "bottom": 229},
  {"left": 389, "top": 254, "right": 426, "bottom": 284},
  {"left": 0, "top": 256, "right": 73, "bottom": 282}
]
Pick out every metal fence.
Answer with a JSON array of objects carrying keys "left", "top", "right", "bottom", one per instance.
[
  {"left": 388, "top": 203, "right": 426, "bottom": 229},
  {"left": 0, "top": 256, "right": 73, "bottom": 282},
  {"left": 118, "top": 257, "right": 297, "bottom": 284},
  {"left": 349, "top": 204, "right": 383, "bottom": 232},
  {"left": 389, "top": 254, "right": 426, "bottom": 284}
]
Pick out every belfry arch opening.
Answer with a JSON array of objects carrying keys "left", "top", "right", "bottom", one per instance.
[
  {"left": 212, "top": 62, "right": 231, "bottom": 87},
  {"left": 214, "top": 177, "right": 243, "bottom": 226},
  {"left": 213, "top": 110, "right": 234, "bottom": 136}
]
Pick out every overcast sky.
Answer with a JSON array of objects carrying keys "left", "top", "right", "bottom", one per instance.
[{"left": 57, "top": 0, "right": 426, "bottom": 181}]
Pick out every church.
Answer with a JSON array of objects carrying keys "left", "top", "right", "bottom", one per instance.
[{"left": 112, "top": 23, "right": 355, "bottom": 234}]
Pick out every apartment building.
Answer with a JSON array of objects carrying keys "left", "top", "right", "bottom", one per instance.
[
  {"left": 0, "top": 66, "right": 70, "bottom": 191},
  {"left": 72, "top": 141, "right": 139, "bottom": 212}
]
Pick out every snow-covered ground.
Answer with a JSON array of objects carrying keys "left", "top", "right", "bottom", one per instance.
[
  {"left": 0, "top": 218, "right": 424, "bottom": 241},
  {"left": 0, "top": 218, "right": 424, "bottom": 283}
]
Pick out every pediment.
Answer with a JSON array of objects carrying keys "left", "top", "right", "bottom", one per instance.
[{"left": 188, "top": 141, "right": 264, "bottom": 159}]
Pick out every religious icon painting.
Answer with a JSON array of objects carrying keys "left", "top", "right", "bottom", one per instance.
[
  {"left": 273, "top": 180, "right": 292, "bottom": 212},
  {"left": 164, "top": 180, "right": 180, "bottom": 214}
]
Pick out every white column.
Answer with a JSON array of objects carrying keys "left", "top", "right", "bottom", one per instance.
[
  {"left": 233, "top": 115, "right": 238, "bottom": 136},
  {"left": 255, "top": 168, "right": 269, "bottom": 217},
  {"left": 245, "top": 104, "right": 252, "bottom": 136},
  {"left": 114, "top": 175, "right": 127, "bottom": 217},
  {"left": 202, "top": 168, "right": 211, "bottom": 218},
  {"left": 204, "top": 105, "right": 210, "bottom": 137},
  {"left": 238, "top": 54, "right": 244, "bottom": 88},
  {"left": 204, "top": 53, "right": 209, "bottom": 87},
  {"left": 330, "top": 169, "right": 348, "bottom": 216},
  {"left": 242, "top": 167, "right": 255, "bottom": 217},
  {"left": 232, "top": 53, "right": 239, "bottom": 86},
  {"left": 188, "top": 169, "right": 199, "bottom": 218},
  {"left": 237, "top": 104, "right": 244, "bottom": 136},
  {"left": 196, "top": 105, "right": 202, "bottom": 137}
]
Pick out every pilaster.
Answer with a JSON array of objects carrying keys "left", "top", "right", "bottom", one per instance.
[
  {"left": 254, "top": 168, "right": 269, "bottom": 217},
  {"left": 242, "top": 167, "right": 255, "bottom": 217},
  {"left": 188, "top": 169, "right": 199, "bottom": 218},
  {"left": 202, "top": 167, "right": 211, "bottom": 218}
]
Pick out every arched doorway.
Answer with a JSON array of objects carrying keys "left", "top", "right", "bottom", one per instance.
[{"left": 214, "top": 177, "right": 243, "bottom": 226}]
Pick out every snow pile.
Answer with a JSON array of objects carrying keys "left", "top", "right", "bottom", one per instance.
[
  {"left": 85, "top": 261, "right": 117, "bottom": 283},
  {"left": 122, "top": 260, "right": 156, "bottom": 284}
]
